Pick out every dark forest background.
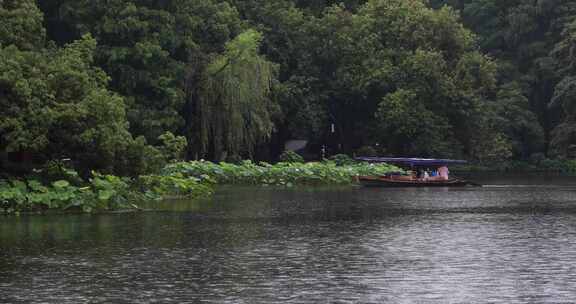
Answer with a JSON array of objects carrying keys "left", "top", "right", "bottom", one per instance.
[{"left": 1, "top": 0, "right": 576, "bottom": 176}]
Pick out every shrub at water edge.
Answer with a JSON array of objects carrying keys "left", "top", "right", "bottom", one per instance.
[
  {"left": 0, "top": 171, "right": 213, "bottom": 214},
  {"left": 162, "top": 160, "right": 399, "bottom": 186}
]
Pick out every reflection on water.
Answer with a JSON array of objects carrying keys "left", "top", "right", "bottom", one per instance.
[{"left": 2, "top": 178, "right": 576, "bottom": 303}]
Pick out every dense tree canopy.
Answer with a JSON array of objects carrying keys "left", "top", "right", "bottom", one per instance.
[
  {"left": 39, "top": 0, "right": 245, "bottom": 142},
  {"left": 2, "top": 0, "right": 576, "bottom": 175},
  {"left": 431, "top": 0, "right": 576, "bottom": 157}
]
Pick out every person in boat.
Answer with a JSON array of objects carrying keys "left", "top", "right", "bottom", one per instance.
[
  {"left": 416, "top": 169, "right": 423, "bottom": 180},
  {"left": 438, "top": 166, "right": 449, "bottom": 180},
  {"left": 427, "top": 168, "right": 440, "bottom": 181},
  {"left": 422, "top": 169, "right": 430, "bottom": 181}
]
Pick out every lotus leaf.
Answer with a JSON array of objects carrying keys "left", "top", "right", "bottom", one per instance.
[
  {"left": 98, "top": 190, "right": 115, "bottom": 201},
  {"left": 52, "top": 180, "right": 70, "bottom": 189}
]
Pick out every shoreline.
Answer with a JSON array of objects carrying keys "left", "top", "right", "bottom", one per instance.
[
  {"left": 1, "top": 160, "right": 399, "bottom": 215},
  {"left": 5, "top": 159, "right": 575, "bottom": 215}
]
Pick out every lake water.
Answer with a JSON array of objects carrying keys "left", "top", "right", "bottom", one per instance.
[{"left": 2, "top": 176, "right": 576, "bottom": 303}]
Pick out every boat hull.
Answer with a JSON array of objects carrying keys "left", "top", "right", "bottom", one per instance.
[{"left": 358, "top": 176, "right": 474, "bottom": 187}]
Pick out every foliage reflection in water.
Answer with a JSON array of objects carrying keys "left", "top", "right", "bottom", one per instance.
[{"left": 2, "top": 179, "right": 576, "bottom": 303}]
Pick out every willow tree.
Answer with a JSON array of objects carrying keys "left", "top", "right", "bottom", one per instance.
[{"left": 196, "top": 29, "right": 278, "bottom": 160}]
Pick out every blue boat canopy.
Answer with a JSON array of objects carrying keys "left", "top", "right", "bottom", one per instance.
[{"left": 355, "top": 157, "right": 467, "bottom": 167}]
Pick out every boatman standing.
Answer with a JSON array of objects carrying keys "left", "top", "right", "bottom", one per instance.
[{"left": 438, "top": 166, "right": 449, "bottom": 180}]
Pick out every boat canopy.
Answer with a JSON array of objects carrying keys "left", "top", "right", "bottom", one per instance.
[{"left": 355, "top": 157, "right": 467, "bottom": 167}]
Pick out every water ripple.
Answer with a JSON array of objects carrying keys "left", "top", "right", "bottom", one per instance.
[{"left": 2, "top": 181, "right": 576, "bottom": 303}]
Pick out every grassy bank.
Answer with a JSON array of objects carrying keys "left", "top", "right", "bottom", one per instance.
[{"left": 1, "top": 160, "right": 399, "bottom": 214}]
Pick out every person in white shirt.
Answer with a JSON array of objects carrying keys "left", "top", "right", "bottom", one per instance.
[{"left": 423, "top": 170, "right": 430, "bottom": 181}]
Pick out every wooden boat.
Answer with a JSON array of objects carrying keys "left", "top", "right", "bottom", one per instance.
[
  {"left": 355, "top": 157, "right": 481, "bottom": 187},
  {"left": 358, "top": 175, "right": 473, "bottom": 187}
]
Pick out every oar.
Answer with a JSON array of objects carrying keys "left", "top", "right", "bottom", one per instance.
[
  {"left": 466, "top": 180, "right": 483, "bottom": 187},
  {"left": 454, "top": 175, "right": 482, "bottom": 187}
]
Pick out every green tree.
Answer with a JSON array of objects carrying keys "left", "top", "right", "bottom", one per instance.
[
  {"left": 158, "top": 131, "right": 188, "bottom": 161},
  {"left": 0, "top": 0, "right": 45, "bottom": 50},
  {"left": 41, "top": 0, "right": 244, "bottom": 142},
  {"left": 549, "top": 77, "right": 576, "bottom": 156},
  {"left": 0, "top": 35, "right": 118, "bottom": 168},
  {"left": 0, "top": 8, "right": 162, "bottom": 175},
  {"left": 194, "top": 30, "right": 278, "bottom": 160},
  {"left": 280, "top": 0, "right": 498, "bottom": 157},
  {"left": 492, "top": 83, "right": 545, "bottom": 157},
  {"left": 431, "top": 0, "right": 576, "bottom": 157},
  {"left": 377, "top": 89, "right": 457, "bottom": 156},
  {"left": 550, "top": 19, "right": 576, "bottom": 156},
  {"left": 20, "top": 0, "right": 576, "bottom": 165}
]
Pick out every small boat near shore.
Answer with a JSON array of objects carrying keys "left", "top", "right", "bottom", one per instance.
[
  {"left": 357, "top": 175, "right": 475, "bottom": 187},
  {"left": 355, "top": 157, "right": 481, "bottom": 187}
]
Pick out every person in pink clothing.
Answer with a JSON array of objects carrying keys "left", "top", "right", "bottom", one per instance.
[{"left": 438, "top": 166, "right": 449, "bottom": 180}]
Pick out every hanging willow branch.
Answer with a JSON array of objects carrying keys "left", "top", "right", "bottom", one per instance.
[{"left": 197, "top": 30, "right": 278, "bottom": 159}]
